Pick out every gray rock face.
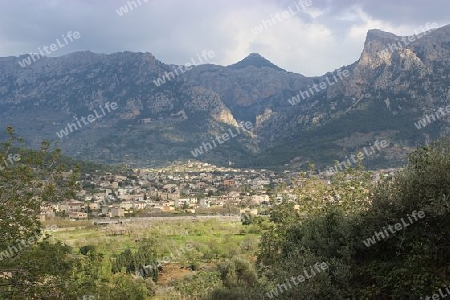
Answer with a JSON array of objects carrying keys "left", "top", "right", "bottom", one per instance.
[{"left": 0, "top": 25, "right": 449, "bottom": 169}]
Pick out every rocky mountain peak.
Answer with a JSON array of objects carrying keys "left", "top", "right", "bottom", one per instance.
[
  {"left": 1, "top": 24, "right": 449, "bottom": 168},
  {"left": 365, "top": 29, "right": 398, "bottom": 43},
  {"left": 228, "top": 53, "right": 285, "bottom": 71}
]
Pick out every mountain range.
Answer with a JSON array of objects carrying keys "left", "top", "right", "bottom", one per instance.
[{"left": 1, "top": 24, "right": 449, "bottom": 170}]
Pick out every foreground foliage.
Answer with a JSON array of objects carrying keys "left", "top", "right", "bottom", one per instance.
[
  {"left": 211, "top": 140, "right": 450, "bottom": 299},
  {"left": 2, "top": 125, "right": 450, "bottom": 299}
]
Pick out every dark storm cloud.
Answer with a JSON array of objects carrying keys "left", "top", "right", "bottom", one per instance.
[{"left": 0, "top": 0, "right": 448, "bottom": 76}]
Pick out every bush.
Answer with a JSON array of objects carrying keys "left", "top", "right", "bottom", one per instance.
[
  {"left": 190, "top": 261, "right": 200, "bottom": 271},
  {"left": 80, "top": 245, "right": 96, "bottom": 255}
]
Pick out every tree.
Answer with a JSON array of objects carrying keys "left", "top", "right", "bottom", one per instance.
[
  {"left": 210, "top": 256, "right": 264, "bottom": 299},
  {"left": 107, "top": 273, "right": 148, "bottom": 300},
  {"left": 254, "top": 139, "right": 450, "bottom": 299},
  {"left": 111, "top": 241, "right": 159, "bottom": 283},
  {"left": 0, "top": 128, "right": 78, "bottom": 246},
  {"left": 350, "top": 140, "right": 450, "bottom": 298},
  {"left": 0, "top": 127, "right": 81, "bottom": 298},
  {"left": 0, "top": 127, "right": 153, "bottom": 298},
  {"left": 256, "top": 166, "right": 373, "bottom": 298},
  {"left": 174, "top": 271, "right": 222, "bottom": 298}
]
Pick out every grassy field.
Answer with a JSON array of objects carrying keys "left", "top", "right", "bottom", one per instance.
[{"left": 42, "top": 217, "right": 261, "bottom": 298}]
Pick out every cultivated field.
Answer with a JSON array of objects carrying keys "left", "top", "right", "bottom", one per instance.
[{"left": 43, "top": 216, "right": 261, "bottom": 298}]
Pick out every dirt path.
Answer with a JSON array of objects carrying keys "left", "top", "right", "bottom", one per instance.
[{"left": 158, "top": 263, "right": 194, "bottom": 284}]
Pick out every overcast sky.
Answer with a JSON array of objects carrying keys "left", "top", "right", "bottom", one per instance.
[{"left": 1, "top": 0, "right": 448, "bottom": 76}]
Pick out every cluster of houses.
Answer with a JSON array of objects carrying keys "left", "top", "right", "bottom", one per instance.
[
  {"left": 39, "top": 161, "right": 398, "bottom": 221},
  {"left": 39, "top": 161, "right": 294, "bottom": 221}
]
